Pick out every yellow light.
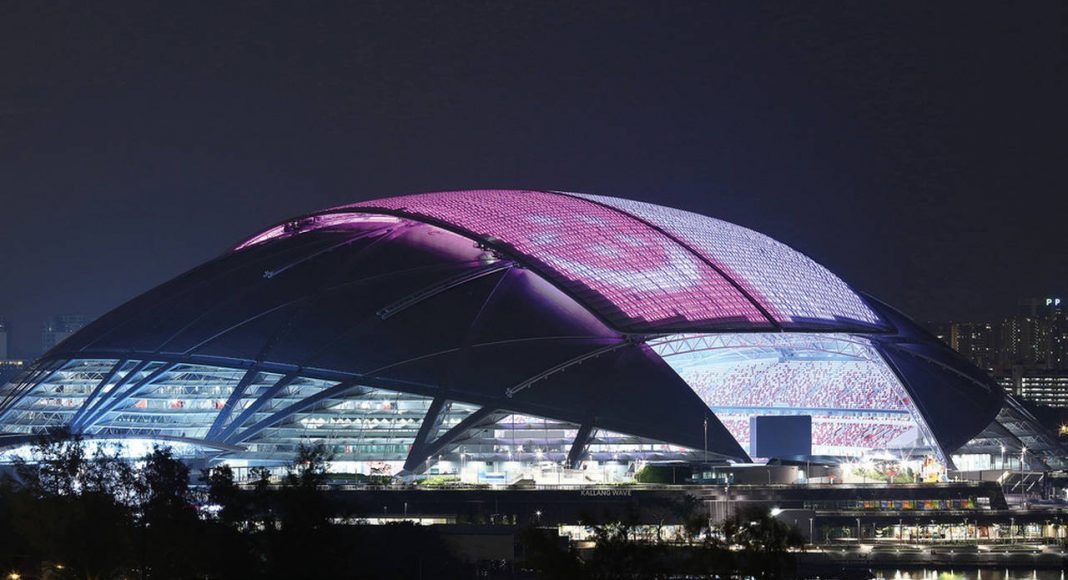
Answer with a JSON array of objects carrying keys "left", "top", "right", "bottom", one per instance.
[{"left": 8, "top": 572, "right": 21, "bottom": 580}]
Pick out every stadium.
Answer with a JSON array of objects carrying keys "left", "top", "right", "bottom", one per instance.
[{"left": 0, "top": 190, "right": 1060, "bottom": 482}]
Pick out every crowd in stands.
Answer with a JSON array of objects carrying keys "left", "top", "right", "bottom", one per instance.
[
  {"left": 715, "top": 412, "right": 914, "bottom": 452},
  {"left": 682, "top": 360, "right": 905, "bottom": 411},
  {"left": 811, "top": 419, "right": 912, "bottom": 450}
]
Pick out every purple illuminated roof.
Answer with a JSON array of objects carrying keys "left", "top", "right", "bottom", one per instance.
[
  {"left": 235, "top": 190, "right": 880, "bottom": 332},
  {"left": 347, "top": 190, "right": 768, "bottom": 331},
  {"left": 235, "top": 214, "right": 401, "bottom": 250},
  {"left": 567, "top": 193, "right": 882, "bottom": 327}
]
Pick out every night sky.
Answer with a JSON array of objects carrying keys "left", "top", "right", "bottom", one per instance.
[{"left": 1, "top": 2, "right": 1065, "bottom": 356}]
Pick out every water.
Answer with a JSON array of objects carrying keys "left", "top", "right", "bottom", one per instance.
[{"left": 871, "top": 570, "right": 1064, "bottom": 580}]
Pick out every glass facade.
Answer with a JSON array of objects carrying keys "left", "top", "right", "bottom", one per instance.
[{"left": 0, "top": 360, "right": 699, "bottom": 474}]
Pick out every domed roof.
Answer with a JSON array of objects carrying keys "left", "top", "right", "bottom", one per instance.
[
  {"left": 0, "top": 189, "right": 1023, "bottom": 469},
  {"left": 238, "top": 190, "right": 884, "bottom": 334}
]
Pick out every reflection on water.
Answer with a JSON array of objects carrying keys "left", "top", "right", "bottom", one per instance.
[{"left": 872, "top": 570, "right": 1064, "bottom": 580}]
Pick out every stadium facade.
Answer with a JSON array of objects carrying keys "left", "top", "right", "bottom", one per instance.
[{"left": 0, "top": 190, "right": 1061, "bottom": 480}]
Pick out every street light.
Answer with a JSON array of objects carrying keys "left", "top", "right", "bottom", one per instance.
[{"left": 703, "top": 416, "right": 709, "bottom": 467}]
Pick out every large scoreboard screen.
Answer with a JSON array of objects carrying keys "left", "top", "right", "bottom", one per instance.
[{"left": 750, "top": 415, "right": 812, "bottom": 458}]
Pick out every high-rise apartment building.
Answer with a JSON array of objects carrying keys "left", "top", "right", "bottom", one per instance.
[
  {"left": 949, "top": 322, "right": 998, "bottom": 373},
  {"left": 997, "top": 298, "right": 1064, "bottom": 372},
  {"left": 999, "top": 367, "right": 1068, "bottom": 408},
  {"left": 932, "top": 298, "right": 1066, "bottom": 409}
]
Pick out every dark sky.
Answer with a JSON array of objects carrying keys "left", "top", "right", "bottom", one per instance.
[{"left": 1, "top": 2, "right": 1065, "bottom": 356}]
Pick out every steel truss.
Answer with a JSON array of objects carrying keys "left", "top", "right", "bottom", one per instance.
[{"left": 0, "top": 356, "right": 705, "bottom": 469}]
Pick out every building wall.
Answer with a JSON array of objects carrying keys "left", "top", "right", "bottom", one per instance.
[{"left": 1000, "top": 368, "right": 1068, "bottom": 408}]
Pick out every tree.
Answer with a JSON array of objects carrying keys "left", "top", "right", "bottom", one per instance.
[
  {"left": 262, "top": 444, "right": 347, "bottom": 579},
  {"left": 721, "top": 505, "right": 805, "bottom": 578},
  {"left": 278, "top": 443, "right": 333, "bottom": 531},
  {"left": 12, "top": 427, "right": 86, "bottom": 497},
  {"left": 139, "top": 445, "right": 193, "bottom": 513},
  {"left": 518, "top": 526, "right": 587, "bottom": 580},
  {"left": 202, "top": 464, "right": 246, "bottom": 526},
  {"left": 134, "top": 445, "right": 206, "bottom": 579},
  {"left": 5, "top": 430, "right": 136, "bottom": 579}
]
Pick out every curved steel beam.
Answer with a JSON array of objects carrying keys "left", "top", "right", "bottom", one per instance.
[
  {"left": 376, "top": 262, "right": 513, "bottom": 320},
  {"left": 263, "top": 225, "right": 396, "bottom": 279},
  {"left": 504, "top": 340, "right": 633, "bottom": 398},
  {"left": 404, "top": 397, "right": 447, "bottom": 465},
  {"left": 71, "top": 360, "right": 151, "bottom": 432},
  {"left": 567, "top": 423, "right": 595, "bottom": 468},
  {"left": 76, "top": 363, "right": 176, "bottom": 431},
  {"left": 402, "top": 406, "right": 504, "bottom": 473},
  {"left": 206, "top": 368, "right": 261, "bottom": 440},
  {"left": 227, "top": 381, "right": 370, "bottom": 445},
  {"left": 215, "top": 372, "right": 299, "bottom": 442},
  {"left": 0, "top": 359, "right": 69, "bottom": 421}
]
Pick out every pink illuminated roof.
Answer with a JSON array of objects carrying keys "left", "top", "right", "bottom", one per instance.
[
  {"left": 347, "top": 190, "right": 769, "bottom": 331},
  {"left": 567, "top": 193, "right": 881, "bottom": 327},
  {"left": 236, "top": 190, "right": 880, "bottom": 332},
  {"left": 234, "top": 213, "right": 401, "bottom": 250}
]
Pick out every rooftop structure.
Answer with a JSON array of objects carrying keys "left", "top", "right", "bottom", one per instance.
[{"left": 0, "top": 191, "right": 1059, "bottom": 479}]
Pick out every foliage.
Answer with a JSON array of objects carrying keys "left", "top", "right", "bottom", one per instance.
[
  {"left": 522, "top": 504, "right": 804, "bottom": 579},
  {"left": 851, "top": 465, "right": 916, "bottom": 484},
  {"left": 634, "top": 464, "right": 690, "bottom": 484},
  {"left": 0, "top": 433, "right": 806, "bottom": 579},
  {"left": 720, "top": 504, "right": 805, "bottom": 578},
  {"left": 416, "top": 474, "right": 462, "bottom": 487},
  {"left": 320, "top": 472, "right": 394, "bottom": 485}
]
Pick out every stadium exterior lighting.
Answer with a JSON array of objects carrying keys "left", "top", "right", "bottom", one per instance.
[{"left": 0, "top": 189, "right": 1056, "bottom": 477}]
